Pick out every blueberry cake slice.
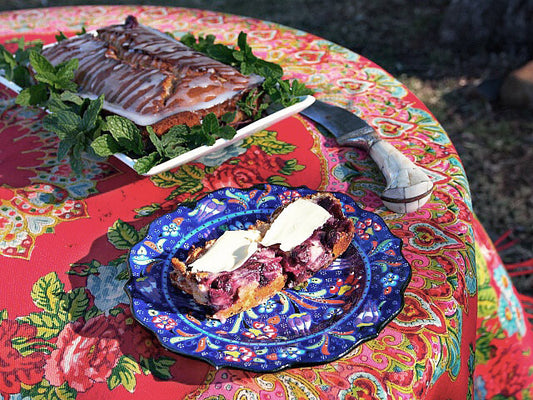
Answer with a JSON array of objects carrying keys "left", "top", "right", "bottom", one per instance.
[{"left": 170, "top": 192, "right": 355, "bottom": 321}]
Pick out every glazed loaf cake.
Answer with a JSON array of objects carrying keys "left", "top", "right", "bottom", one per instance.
[
  {"left": 41, "top": 16, "right": 263, "bottom": 135},
  {"left": 170, "top": 193, "right": 355, "bottom": 321}
]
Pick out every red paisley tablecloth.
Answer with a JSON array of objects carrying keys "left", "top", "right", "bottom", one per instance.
[{"left": 0, "top": 5, "right": 531, "bottom": 399}]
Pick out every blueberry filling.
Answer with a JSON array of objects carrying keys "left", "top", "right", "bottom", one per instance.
[{"left": 197, "top": 198, "right": 352, "bottom": 313}]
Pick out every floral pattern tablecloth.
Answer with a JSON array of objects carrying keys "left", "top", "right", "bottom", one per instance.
[{"left": 0, "top": 5, "right": 531, "bottom": 399}]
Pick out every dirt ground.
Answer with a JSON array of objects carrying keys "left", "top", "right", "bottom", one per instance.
[{"left": 1, "top": 0, "right": 532, "bottom": 294}]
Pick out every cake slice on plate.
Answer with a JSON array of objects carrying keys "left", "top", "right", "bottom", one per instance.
[{"left": 170, "top": 192, "right": 355, "bottom": 321}]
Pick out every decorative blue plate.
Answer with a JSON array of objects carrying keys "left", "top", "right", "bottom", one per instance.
[{"left": 125, "top": 184, "right": 411, "bottom": 372}]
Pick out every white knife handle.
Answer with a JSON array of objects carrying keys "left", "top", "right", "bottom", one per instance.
[{"left": 368, "top": 139, "right": 433, "bottom": 213}]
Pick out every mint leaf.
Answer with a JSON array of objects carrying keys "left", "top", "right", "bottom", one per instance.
[
  {"left": 60, "top": 91, "right": 84, "bottom": 106},
  {"left": 29, "top": 50, "right": 55, "bottom": 76},
  {"left": 179, "top": 32, "right": 198, "bottom": 48},
  {"left": 217, "top": 125, "right": 237, "bottom": 140},
  {"left": 76, "top": 26, "right": 87, "bottom": 36},
  {"left": 14, "top": 39, "right": 43, "bottom": 64},
  {"left": 46, "top": 92, "right": 73, "bottom": 112},
  {"left": 147, "top": 127, "right": 165, "bottom": 157},
  {"left": 220, "top": 111, "right": 236, "bottom": 124},
  {"left": 105, "top": 115, "right": 143, "bottom": 155},
  {"left": 0, "top": 45, "right": 16, "bottom": 71},
  {"left": 237, "top": 32, "right": 249, "bottom": 54},
  {"left": 255, "top": 58, "right": 283, "bottom": 79},
  {"left": 206, "top": 44, "right": 235, "bottom": 65},
  {"left": 163, "top": 124, "right": 189, "bottom": 138},
  {"left": 133, "top": 152, "right": 160, "bottom": 174},
  {"left": 264, "top": 78, "right": 313, "bottom": 107},
  {"left": 55, "top": 58, "right": 79, "bottom": 83},
  {"left": 56, "top": 31, "right": 68, "bottom": 42},
  {"left": 30, "top": 51, "right": 78, "bottom": 92},
  {"left": 201, "top": 113, "right": 219, "bottom": 135},
  {"left": 90, "top": 134, "right": 120, "bottom": 157},
  {"left": 181, "top": 33, "right": 218, "bottom": 54},
  {"left": 46, "top": 91, "right": 85, "bottom": 114},
  {"left": 42, "top": 111, "right": 82, "bottom": 140},
  {"left": 0, "top": 40, "right": 42, "bottom": 88},
  {"left": 56, "top": 134, "right": 77, "bottom": 161},
  {"left": 160, "top": 131, "right": 188, "bottom": 147},
  {"left": 164, "top": 144, "right": 188, "bottom": 158},
  {"left": 148, "top": 126, "right": 188, "bottom": 159},
  {"left": 81, "top": 95, "right": 104, "bottom": 132},
  {"left": 237, "top": 88, "right": 266, "bottom": 118},
  {"left": 159, "top": 126, "right": 189, "bottom": 157},
  {"left": 70, "top": 137, "right": 89, "bottom": 175},
  {"left": 15, "top": 83, "right": 48, "bottom": 106},
  {"left": 12, "top": 65, "right": 33, "bottom": 88},
  {"left": 189, "top": 125, "right": 215, "bottom": 147}
]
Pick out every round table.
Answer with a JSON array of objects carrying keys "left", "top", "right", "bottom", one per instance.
[{"left": 0, "top": 5, "right": 531, "bottom": 399}]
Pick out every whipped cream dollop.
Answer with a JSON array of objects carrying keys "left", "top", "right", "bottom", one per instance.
[
  {"left": 260, "top": 199, "right": 332, "bottom": 251},
  {"left": 189, "top": 229, "right": 262, "bottom": 274}
]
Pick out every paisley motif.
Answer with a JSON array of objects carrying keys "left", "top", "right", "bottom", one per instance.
[
  {"left": 393, "top": 293, "right": 446, "bottom": 334},
  {"left": 0, "top": 184, "right": 88, "bottom": 259},
  {"left": 407, "top": 222, "right": 463, "bottom": 254},
  {"left": 339, "top": 371, "right": 388, "bottom": 400}
]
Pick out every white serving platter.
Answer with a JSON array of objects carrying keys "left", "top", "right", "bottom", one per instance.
[{"left": 0, "top": 75, "right": 315, "bottom": 176}]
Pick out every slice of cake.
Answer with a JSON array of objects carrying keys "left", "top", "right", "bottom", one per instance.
[
  {"left": 170, "top": 192, "right": 355, "bottom": 321},
  {"left": 41, "top": 16, "right": 263, "bottom": 135}
]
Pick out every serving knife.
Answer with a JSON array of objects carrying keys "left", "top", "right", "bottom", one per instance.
[{"left": 300, "top": 99, "right": 433, "bottom": 213}]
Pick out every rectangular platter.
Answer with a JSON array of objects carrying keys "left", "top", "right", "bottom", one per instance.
[{"left": 0, "top": 76, "right": 315, "bottom": 176}]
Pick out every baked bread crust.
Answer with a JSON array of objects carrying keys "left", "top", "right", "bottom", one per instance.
[{"left": 170, "top": 192, "right": 355, "bottom": 321}]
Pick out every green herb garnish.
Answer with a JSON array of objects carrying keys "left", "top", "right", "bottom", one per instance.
[
  {"left": 0, "top": 38, "right": 43, "bottom": 89},
  {"left": 91, "top": 112, "right": 238, "bottom": 175},
  {"left": 16, "top": 51, "right": 78, "bottom": 107},
  {"left": 182, "top": 32, "right": 283, "bottom": 79}
]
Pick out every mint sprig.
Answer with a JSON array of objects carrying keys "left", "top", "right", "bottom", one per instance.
[
  {"left": 42, "top": 95, "right": 105, "bottom": 174},
  {"left": 16, "top": 51, "right": 79, "bottom": 107},
  {"left": 56, "top": 25, "right": 87, "bottom": 42},
  {"left": 181, "top": 31, "right": 283, "bottom": 78},
  {"left": 132, "top": 112, "right": 237, "bottom": 174},
  {"left": 0, "top": 38, "right": 43, "bottom": 89}
]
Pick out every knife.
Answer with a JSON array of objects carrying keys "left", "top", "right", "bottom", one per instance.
[{"left": 300, "top": 99, "right": 433, "bottom": 213}]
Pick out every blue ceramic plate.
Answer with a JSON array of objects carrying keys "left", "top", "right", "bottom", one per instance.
[{"left": 126, "top": 184, "right": 411, "bottom": 371}]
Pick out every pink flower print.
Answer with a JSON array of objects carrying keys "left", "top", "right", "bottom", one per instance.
[
  {"left": 151, "top": 314, "right": 177, "bottom": 330},
  {"left": 242, "top": 321, "right": 278, "bottom": 340},
  {"left": 223, "top": 345, "right": 256, "bottom": 363}
]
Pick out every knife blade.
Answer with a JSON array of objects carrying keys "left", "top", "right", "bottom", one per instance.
[{"left": 300, "top": 99, "right": 433, "bottom": 213}]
